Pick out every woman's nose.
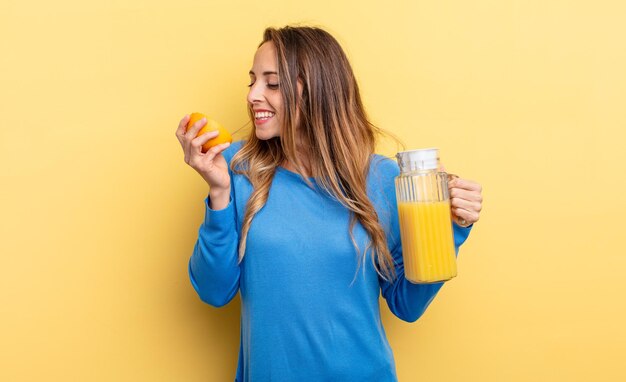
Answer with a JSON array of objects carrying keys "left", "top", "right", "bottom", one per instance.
[{"left": 247, "top": 83, "right": 263, "bottom": 104}]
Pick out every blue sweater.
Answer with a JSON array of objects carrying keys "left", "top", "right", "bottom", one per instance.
[{"left": 188, "top": 141, "right": 472, "bottom": 381}]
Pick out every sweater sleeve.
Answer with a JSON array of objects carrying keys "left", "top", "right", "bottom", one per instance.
[
  {"left": 374, "top": 158, "right": 473, "bottom": 323},
  {"left": 187, "top": 144, "right": 242, "bottom": 308}
]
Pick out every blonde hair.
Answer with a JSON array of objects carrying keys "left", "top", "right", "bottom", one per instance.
[{"left": 231, "top": 26, "right": 398, "bottom": 282}]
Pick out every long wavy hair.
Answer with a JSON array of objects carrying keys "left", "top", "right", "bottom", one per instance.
[{"left": 231, "top": 25, "right": 397, "bottom": 282}]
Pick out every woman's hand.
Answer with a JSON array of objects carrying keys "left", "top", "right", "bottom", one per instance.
[
  {"left": 448, "top": 176, "right": 482, "bottom": 227},
  {"left": 176, "top": 114, "right": 231, "bottom": 207}
]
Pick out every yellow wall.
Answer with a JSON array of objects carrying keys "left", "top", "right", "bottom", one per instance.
[{"left": 2, "top": 0, "right": 625, "bottom": 380}]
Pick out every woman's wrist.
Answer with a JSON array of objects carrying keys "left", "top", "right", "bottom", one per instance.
[{"left": 209, "top": 187, "right": 230, "bottom": 210}]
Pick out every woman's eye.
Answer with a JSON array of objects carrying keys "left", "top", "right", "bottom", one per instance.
[{"left": 247, "top": 83, "right": 279, "bottom": 89}]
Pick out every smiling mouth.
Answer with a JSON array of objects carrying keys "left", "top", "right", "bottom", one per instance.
[{"left": 254, "top": 111, "right": 275, "bottom": 121}]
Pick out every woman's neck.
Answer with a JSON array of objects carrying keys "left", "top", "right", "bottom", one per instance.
[
  {"left": 281, "top": 138, "right": 312, "bottom": 177},
  {"left": 282, "top": 158, "right": 311, "bottom": 177}
]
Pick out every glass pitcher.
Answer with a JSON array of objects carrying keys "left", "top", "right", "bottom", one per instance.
[{"left": 395, "top": 148, "right": 457, "bottom": 283}]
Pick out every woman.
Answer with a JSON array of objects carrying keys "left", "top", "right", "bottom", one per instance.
[{"left": 176, "top": 26, "right": 482, "bottom": 382}]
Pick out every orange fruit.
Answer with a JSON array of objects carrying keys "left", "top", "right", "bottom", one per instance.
[{"left": 186, "top": 112, "right": 233, "bottom": 153}]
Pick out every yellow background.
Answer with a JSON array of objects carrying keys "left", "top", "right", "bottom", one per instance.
[{"left": 1, "top": 0, "right": 625, "bottom": 380}]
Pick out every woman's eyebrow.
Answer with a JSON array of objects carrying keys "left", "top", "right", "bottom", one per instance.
[{"left": 248, "top": 70, "right": 278, "bottom": 75}]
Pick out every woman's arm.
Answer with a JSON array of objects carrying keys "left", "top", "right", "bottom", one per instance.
[
  {"left": 372, "top": 156, "right": 477, "bottom": 322},
  {"left": 188, "top": 194, "right": 241, "bottom": 307},
  {"left": 187, "top": 143, "right": 243, "bottom": 307}
]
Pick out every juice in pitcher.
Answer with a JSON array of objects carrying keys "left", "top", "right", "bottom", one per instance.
[{"left": 395, "top": 148, "right": 457, "bottom": 283}]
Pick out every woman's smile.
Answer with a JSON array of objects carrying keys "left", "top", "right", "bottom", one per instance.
[{"left": 254, "top": 110, "right": 276, "bottom": 125}]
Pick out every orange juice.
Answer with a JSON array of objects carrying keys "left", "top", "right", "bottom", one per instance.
[{"left": 398, "top": 200, "right": 457, "bottom": 283}]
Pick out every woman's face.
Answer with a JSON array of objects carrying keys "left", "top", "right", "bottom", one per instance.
[{"left": 247, "top": 41, "right": 283, "bottom": 140}]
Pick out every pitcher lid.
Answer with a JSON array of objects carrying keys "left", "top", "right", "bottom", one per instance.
[{"left": 396, "top": 148, "right": 439, "bottom": 172}]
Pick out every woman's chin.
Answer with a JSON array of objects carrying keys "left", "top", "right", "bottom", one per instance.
[{"left": 255, "top": 128, "right": 279, "bottom": 141}]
